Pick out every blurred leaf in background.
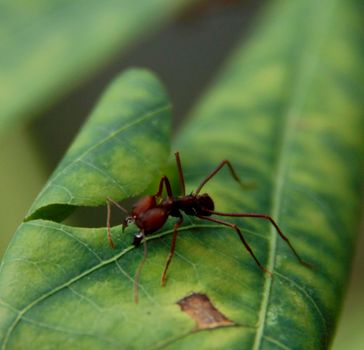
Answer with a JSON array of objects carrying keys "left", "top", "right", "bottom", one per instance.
[
  {"left": 0, "top": 0, "right": 194, "bottom": 129},
  {"left": 0, "top": 128, "right": 46, "bottom": 257}
]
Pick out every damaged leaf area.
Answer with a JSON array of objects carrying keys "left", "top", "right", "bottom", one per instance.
[{"left": 177, "top": 293, "right": 234, "bottom": 330}]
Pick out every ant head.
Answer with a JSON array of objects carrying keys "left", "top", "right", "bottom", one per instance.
[{"left": 133, "top": 231, "right": 144, "bottom": 247}]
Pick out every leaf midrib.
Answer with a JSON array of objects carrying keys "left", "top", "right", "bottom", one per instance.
[{"left": 252, "top": 1, "right": 335, "bottom": 348}]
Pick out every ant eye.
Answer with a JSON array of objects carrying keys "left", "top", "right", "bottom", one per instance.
[
  {"left": 126, "top": 217, "right": 135, "bottom": 225},
  {"left": 122, "top": 217, "right": 135, "bottom": 233}
]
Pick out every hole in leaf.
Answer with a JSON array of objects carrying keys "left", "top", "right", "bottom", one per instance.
[
  {"left": 24, "top": 204, "right": 75, "bottom": 222},
  {"left": 68, "top": 197, "right": 138, "bottom": 227},
  {"left": 24, "top": 197, "right": 138, "bottom": 228}
]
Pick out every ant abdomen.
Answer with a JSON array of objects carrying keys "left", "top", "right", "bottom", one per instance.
[{"left": 195, "top": 194, "right": 214, "bottom": 216}]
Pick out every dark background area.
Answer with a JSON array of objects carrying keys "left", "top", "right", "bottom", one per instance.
[{"left": 31, "top": 0, "right": 263, "bottom": 168}]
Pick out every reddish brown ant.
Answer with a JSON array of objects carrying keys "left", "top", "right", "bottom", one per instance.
[{"left": 107, "top": 152, "right": 310, "bottom": 302}]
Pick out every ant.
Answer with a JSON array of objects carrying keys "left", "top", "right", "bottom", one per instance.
[{"left": 107, "top": 152, "right": 310, "bottom": 302}]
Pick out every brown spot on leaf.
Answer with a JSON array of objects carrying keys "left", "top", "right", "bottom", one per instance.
[{"left": 177, "top": 293, "right": 234, "bottom": 330}]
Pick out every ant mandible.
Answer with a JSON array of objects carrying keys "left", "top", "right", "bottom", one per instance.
[{"left": 107, "top": 152, "right": 310, "bottom": 298}]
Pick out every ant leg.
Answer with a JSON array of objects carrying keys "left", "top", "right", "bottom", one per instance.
[
  {"left": 155, "top": 176, "right": 174, "bottom": 199},
  {"left": 195, "top": 160, "right": 250, "bottom": 195},
  {"left": 161, "top": 214, "right": 184, "bottom": 286},
  {"left": 106, "top": 197, "right": 129, "bottom": 248},
  {"left": 175, "top": 152, "right": 186, "bottom": 196},
  {"left": 106, "top": 200, "right": 114, "bottom": 248},
  {"left": 206, "top": 210, "right": 311, "bottom": 268},
  {"left": 106, "top": 197, "right": 128, "bottom": 214},
  {"left": 197, "top": 215, "right": 271, "bottom": 275},
  {"left": 133, "top": 232, "right": 147, "bottom": 304}
]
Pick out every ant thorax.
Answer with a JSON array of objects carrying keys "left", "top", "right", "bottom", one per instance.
[{"left": 176, "top": 193, "right": 215, "bottom": 217}]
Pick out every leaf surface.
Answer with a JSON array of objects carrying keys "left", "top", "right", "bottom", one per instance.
[
  {"left": 0, "top": 0, "right": 363, "bottom": 349},
  {"left": 26, "top": 68, "right": 171, "bottom": 221}
]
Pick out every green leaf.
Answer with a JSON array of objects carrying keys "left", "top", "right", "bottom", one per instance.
[
  {"left": 0, "top": 1, "right": 363, "bottom": 350},
  {"left": 0, "top": 0, "right": 193, "bottom": 130},
  {"left": 26, "top": 68, "right": 171, "bottom": 221},
  {"left": 173, "top": 0, "right": 364, "bottom": 348}
]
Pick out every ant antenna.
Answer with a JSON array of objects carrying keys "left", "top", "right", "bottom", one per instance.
[
  {"left": 175, "top": 152, "right": 186, "bottom": 196},
  {"left": 106, "top": 197, "right": 128, "bottom": 248},
  {"left": 106, "top": 197, "right": 128, "bottom": 214}
]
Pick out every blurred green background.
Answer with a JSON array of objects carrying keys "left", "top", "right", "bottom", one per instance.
[{"left": 0, "top": 1, "right": 362, "bottom": 348}]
